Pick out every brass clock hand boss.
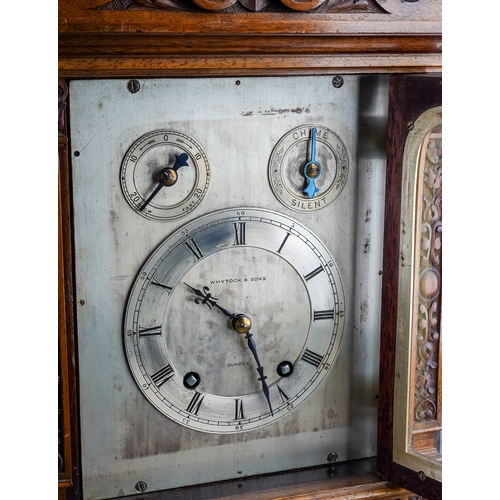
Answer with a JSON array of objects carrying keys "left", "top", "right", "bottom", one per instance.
[
  {"left": 303, "top": 127, "right": 323, "bottom": 199},
  {"left": 184, "top": 283, "right": 274, "bottom": 416},
  {"left": 139, "top": 152, "right": 190, "bottom": 212}
]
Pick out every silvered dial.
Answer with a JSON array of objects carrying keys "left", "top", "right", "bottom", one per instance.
[
  {"left": 124, "top": 207, "right": 345, "bottom": 433},
  {"left": 269, "top": 125, "right": 349, "bottom": 212},
  {"left": 120, "top": 130, "right": 210, "bottom": 221}
]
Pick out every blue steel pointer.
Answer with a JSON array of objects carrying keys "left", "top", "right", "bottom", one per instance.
[
  {"left": 139, "top": 153, "right": 189, "bottom": 212},
  {"left": 303, "top": 128, "right": 323, "bottom": 199}
]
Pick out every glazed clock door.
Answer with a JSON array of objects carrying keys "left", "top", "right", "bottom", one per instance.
[
  {"left": 69, "top": 75, "right": 389, "bottom": 500},
  {"left": 378, "top": 74, "right": 442, "bottom": 500}
]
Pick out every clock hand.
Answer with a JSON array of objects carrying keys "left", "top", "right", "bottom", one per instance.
[
  {"left": 242, "top": 328, "right": 274, "bottom": 416},
  {"left": 303, "top": 127, "right": 322, "bottom": 199},
  {"left": 183, "top": 283, "right": 236, "bottom": 320},
  {"left": 139, "top": 153, "right": 190, "bottom": 212},
  {"left": 184, "top": 283, "right": 274, "bottom": 415}
]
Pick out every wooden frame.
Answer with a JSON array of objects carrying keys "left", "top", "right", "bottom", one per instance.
[
  {"left": 58, "top": 79, "right": 81, "bottom": 499},
  {"left": 59, "top": 33, "right": 442, "bottom": 77},
  {"left": 392, "top": 105, "right": 442, "bottom": 478}
]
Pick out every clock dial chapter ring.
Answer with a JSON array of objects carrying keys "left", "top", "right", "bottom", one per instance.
[
  {"left": 120, "top": 130, "right": 210, "bottom": 221},
  {"left": 124, "top": 208, "right": 345, "bottom": 433},
  {"left": 269, "top": 125, "right": 349, "bottom": 212}
]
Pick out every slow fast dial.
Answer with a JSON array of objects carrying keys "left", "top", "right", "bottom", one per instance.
[{"left": 120, "top": 130, "right": 210, "bottom": 221}]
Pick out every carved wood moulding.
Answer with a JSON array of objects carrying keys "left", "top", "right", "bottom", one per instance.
[{"left": 97, "top": 0, "right": 388, "bottom": 13}]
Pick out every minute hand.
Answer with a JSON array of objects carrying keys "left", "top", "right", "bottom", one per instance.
[{"left": 244, "top": 330, "right": 274, "bottom": 416}]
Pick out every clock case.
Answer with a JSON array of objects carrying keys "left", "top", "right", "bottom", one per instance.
[{"left": 58, "top": 2, "right": 442, "bottom": 500}]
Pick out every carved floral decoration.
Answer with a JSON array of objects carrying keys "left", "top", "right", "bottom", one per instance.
[
  {"left": 414, "top": 128, "right": 442, "bottom": 423},
  {"left": 58, "top": 80, "right": 68, "bottom": 136},
  {"left": 97, "top": 0, "right": 389, "bottom": 13}
]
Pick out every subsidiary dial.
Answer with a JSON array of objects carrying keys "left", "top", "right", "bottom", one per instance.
[
  {"left": 120, "top": 130, "right": 210, "bottom": 221},
  {"left": 269, "top": 125, "right": 349, "bottom": 212}
]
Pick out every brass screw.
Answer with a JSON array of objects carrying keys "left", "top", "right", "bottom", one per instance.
[
  {"left": 160, "top": 168, "right": 178, "bottom": 187},
  {"left": 233, "top": 315, "right": 252, "bottom": 334},
  {"left": 306, "top": 163, "right": 320, "bottom": 179}
]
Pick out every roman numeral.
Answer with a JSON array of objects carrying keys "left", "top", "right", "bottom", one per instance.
[
  {"left": 151, "top": 364, "right": 174, "bottom": 387},
  {"left": 234, "top": 399, "right": 244, "bottom": 420},
  {"left": 313, "top": 310, "right": 335, "bottom": 321},
  {"left": 277, "top": 385, "right": 290, "bottom": 403},
  {"left": 304, "top": 266, "right": 324, "bottom": 282},
  {"left": 139, "top": 325, "right": 162, "bottom": 337},
  {"left": 186, "top": 391, "right": 204, "bottom": 415},
  {"left": 233, "top": 222, "right": 246, "bottom": 245},
  {"left": 151, "top": 280, "right": 173, "bottom": 294},
  {"left": 277, "top": 232, "right": 290, "bottom": 254},
  {"left": 301, "top": 349, "right": 324, "bottom": 368},
  {"left": 185, "top": 238, "right": 203, "bottom": 261}
]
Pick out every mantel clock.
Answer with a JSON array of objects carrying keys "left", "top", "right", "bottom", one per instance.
[{"left": 58, "top": 2, "right": 442, "bottom": 495}]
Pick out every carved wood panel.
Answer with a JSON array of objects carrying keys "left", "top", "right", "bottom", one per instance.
[
  {"left": 96, "top": 0, "right": 388, "bottom": 13},
  {"left": 409, "top": 125, "right": 442, "bottom": 461}
]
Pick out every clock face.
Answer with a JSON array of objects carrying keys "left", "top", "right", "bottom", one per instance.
[
  {"left": 269, "top": 125, "right": 349, "bottom": 212},
  {"left": 69, "top": 75, "right": 388, "bottom": 499},
  {"left": 124, "top": 208, "right": 344, "bottom": 433},
  {"left": 120, "top": 130, "right": 210, "bottom": 221}
]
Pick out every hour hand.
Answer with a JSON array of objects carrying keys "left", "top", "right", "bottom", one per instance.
[
  {"left": 303, "top": 127, "right": 322, "bottom": 199},
  {"left": 183, "top": 283, "right": 235, "bottom": 320}
]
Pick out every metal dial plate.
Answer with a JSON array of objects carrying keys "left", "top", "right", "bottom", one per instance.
[
  {"left": 269, "top": 125, "right": 349, "bottom": 212},
  {"left": 124, "top": 207, "right": 345, "bottom": 433},
  {"left": 120, "top": 130, "right": 210, "bottom": 221},
  {"left": 70, "top": 75, "right": 389, "bottom": 498}
]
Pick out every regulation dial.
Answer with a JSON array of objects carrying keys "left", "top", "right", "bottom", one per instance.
[{"left": 120, "top": 130, "right": 210, "bottom": 221}]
